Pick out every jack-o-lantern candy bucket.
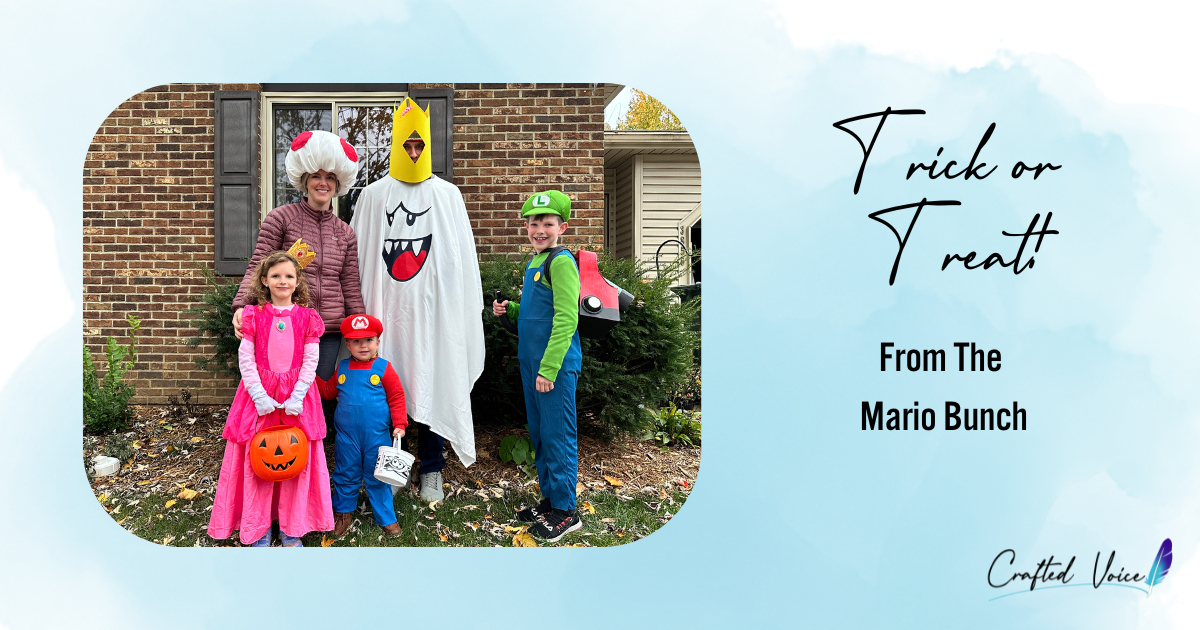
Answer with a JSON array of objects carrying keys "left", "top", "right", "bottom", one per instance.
[{"left": 249, "top": 424, "right": 309, "bottom": 482}]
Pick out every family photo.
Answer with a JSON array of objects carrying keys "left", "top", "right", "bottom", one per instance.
[{"left": 81, "top": 83, "right": 702, "bottom": 547}]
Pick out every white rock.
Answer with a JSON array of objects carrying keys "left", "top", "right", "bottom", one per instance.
[{"left": 92, "top": 455, "right": 120, "bottom": 477}]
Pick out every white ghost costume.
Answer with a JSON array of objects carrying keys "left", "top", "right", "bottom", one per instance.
[{"left": 351, "top": 175, "right": 484, "bottom": 467}]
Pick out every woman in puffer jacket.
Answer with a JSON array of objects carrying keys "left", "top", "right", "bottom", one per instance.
[{"left": 231, "top": 130, "right": 366, "bottom": 440}]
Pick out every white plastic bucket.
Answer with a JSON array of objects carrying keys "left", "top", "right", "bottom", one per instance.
[{"left": 374, "top": 436, "right": 415, "bottom": 488}]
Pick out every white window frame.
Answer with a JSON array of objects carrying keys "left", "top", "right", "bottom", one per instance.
[{"left": 259, "top": 91, "right": 408, "bottom": 219}]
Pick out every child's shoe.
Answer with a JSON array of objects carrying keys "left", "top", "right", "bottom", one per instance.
[
  {"left": 381, "top": 522, "right": 401, "bottom": 537},
  {"left": 528, "top": 508, "right": 582, "bottom": 543},
  {"left": 249, "top": 533, "right": 272, "bottom": 547},
  {"left": 333, "top": 512, "right": 354, "bottom": 538},
  {"left": 281, "top": 534, "right": 303, "bottom": 547},
  {"left": 419, "top": 471, "right": 445, "bottom": 502},
  {"left": 516, "top": 498, "right": 551, "bottom": 523}
]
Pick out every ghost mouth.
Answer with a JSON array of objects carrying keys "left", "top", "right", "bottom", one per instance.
[{"left": 383, "top": 234, "right": 432, "bottom": 282}]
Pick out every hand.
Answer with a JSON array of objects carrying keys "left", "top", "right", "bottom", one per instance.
[
  {"left": 283, "top": 394, "right": 304, "bottom": 416},
  {"left": 392, "top": 427, "right": 405, "bottom": 438},
  {"left": 232, "top": 307, "right": 245, "bottom": 340},
  {"left": 252, "top": 394, "right": 282, "bottom": 417},
  {"left": 492, "top": 300, "right": 508, "bottom": 317},
  {"left": 535, "top": 375, "right": 554, "bottom": 393}
]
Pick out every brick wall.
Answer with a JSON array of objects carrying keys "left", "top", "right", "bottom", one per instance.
[
  {"left": 436, "top": 82, "right": 606, "bottom": 256},
  {"left": 83, "top": 82, "right": 606, "bottom": 404}
]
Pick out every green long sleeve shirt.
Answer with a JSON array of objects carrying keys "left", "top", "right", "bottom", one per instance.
[{"left": 506, "top": 250, "right": 580, "bottom": 382}]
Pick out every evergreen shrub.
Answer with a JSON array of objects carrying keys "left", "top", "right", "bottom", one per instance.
[
  {"left": 473, "top": 252, "right": 700, "bottom": 439},
  {"left": 83, "top": 315, "right": 141, "bottom": 435}
]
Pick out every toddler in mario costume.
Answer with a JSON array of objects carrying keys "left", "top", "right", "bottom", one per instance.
[
  {"left": 492, "top": 190, "right": 584, "bottom": 543},
  {"left": 314, "top": 314, "right": 407, "bottom": 537}
]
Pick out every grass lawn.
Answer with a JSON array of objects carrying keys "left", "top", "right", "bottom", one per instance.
[{"left": 97, "top": 480, "right": 690, "bottom": 548}]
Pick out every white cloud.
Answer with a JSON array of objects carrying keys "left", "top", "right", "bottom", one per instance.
[
  {"left": 0, "top": 152, "right": 72, "bottom": 387},
  {"left": 767, "top": 0, "right": 1200, "bottom": 115}
]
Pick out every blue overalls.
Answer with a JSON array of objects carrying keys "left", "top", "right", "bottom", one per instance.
[
  {"left": 518, "top": 250, "right": 582, "bottom": 512},
  {"left": 331, "top": 358, "right": 397, "bottom": 527}
]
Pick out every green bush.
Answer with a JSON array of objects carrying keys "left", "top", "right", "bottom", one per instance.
[
  {"left": 186, "top": 264, "right": 242, "bottom": 379},
  {"left": 643, "top": 403, "right": 701, "bottom": 451},
  {"left": 498, "top": 434, "right": 537, "bottom": 480},
  {"left": 83, "top": 315, "right": 141, "bottom": 435},
  {"left": 473, "top": 251, "right": 700, "bottom": 439}
]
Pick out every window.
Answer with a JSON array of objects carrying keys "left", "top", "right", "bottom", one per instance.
[
  {"left": 262, "top": 92, "right": 406, "bottom": 224},
  {"left": 213, "top": 85, "right": 453, "bottom": 275}
]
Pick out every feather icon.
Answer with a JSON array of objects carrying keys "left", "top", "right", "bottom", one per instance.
[{"left": 1144, "top": 538, "right": 1172, "bottom": 597}]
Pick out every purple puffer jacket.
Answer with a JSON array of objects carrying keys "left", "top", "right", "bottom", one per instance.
[{"left": 232, "top": 200, "right": 366, "bottom": 330}]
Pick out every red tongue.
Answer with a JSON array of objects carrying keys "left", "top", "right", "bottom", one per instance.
[{"left": 391, "top": 250, "right": 427, "bottom": 280}]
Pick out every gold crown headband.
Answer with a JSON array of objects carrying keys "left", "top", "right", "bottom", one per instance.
[{"left": 287, "top": 239, "right": 317, "bottom": 269}]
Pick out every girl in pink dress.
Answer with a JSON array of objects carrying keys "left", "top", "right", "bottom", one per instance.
[{"left": 208, "top": 250, "right": 334, "bottom": 546}]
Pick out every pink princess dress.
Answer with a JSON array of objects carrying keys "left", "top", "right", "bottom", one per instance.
[{"left": 207, "top": 303, "right": 334, "bottom": 544}]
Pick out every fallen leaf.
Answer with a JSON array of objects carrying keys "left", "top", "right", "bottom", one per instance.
[
  {"left": 675, "top": 479, "right": 690, "bottom": 488},
  {"left": 604, "top": 476, "right": 625, "bottom": 487},
  {"left": 438, "top": 531, "right": 448, "bottom": 542},
  {"left": 464, "top": 522, "right": 481, "bottom": 532},
  {"left": 98, "top": 493, "right": 109, "bottom": 504},
  {"left": 178, "top": 488, "right": 199, "bottom": 500},
  {"left": 137, "top": 481, "right": 151, "bottom": 486},
  {"left": 503, "top": 525, "right": 529, "bottom": 534},
  {"left": 581, "top": 501, "right": 595, "bottom": 514},
  {"left": 576, "top": 482, "right": 586, "bottom": 495},
  {"left": 191, "top": 437, "right": 203, "bottom": 443},
  {"left": 657, "top": 489, "right": 668, "bottom": 500},
  {"left": 513, "top": 532, "right": 538, "bottom": 547},
  {"left": 164, "top": 499, "right": 177, "bottom": 509},
  {"left": 321, "top": 536, "right": 335, "bottom": 547},
  {"left": 616, "top": 532, "right": 626, "bottom": 538},
  {"left": 600, "top": 518, "right": 616, "bottom": 524},
  {"left": 162, "top": 535, "right": 175, "bottom": 545}
]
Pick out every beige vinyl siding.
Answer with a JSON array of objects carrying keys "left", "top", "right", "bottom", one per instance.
[
  {"left": 610, "top": 159, "right": 636, "bottom": 259},
  {"left": 637, "top": 155, "right": 701, "bottom": 278}
]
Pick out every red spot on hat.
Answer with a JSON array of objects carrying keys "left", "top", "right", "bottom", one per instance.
[
  {"left": 340, "top": 138, "right": 358, "bottom": 162},
  {"left": 290, "top": 131, "right": 313, "bottom": 151}
]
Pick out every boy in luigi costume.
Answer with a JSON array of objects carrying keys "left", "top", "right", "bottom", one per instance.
[
  {"left": 492, "top": 190, "right": 584, "bottom": 542},
  {"left": 314, "top": 314, "right": 407, "bottom": 537}
]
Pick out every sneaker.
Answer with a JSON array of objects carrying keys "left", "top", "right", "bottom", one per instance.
[
  {"left": 516, "top": 498, "right": 552, "bottom": 523},
  {"left": 420, "top": 470, "right": 445, "bottom": 502},
  {"left": 249, "top": 533, "right": 272, "bottom": 547},
  {"left": 333, "top": 512, "right": 353, "bottom": 538},
  {"left": 281, "top": 534, "right": 303, "bottom": 547},
  {"left": 528, "top": 508, "right": 582, "bottom": 543}
]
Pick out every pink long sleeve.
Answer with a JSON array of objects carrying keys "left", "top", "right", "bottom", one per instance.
[
  {"left": 238, "top": 338, "right": 261, "bottom": 390},
  {"left": 297, "top": 342, "right": 319, "bottom": 386}
]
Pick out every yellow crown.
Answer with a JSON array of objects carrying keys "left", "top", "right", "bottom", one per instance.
[
  {"left": 389, "top": 97, "right": 433, "bottom": 183},
  {"left": 286, "top": 238, "right": 317, "bottom": 269}
]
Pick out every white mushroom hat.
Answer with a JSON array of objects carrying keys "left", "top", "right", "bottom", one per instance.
[{"left": 284, "top": 130, "right": 360, "bottom": 196}]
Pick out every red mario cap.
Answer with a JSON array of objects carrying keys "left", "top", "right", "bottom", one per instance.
[{"left": 340, "top": 314, "right": 383, "bottom": 339}]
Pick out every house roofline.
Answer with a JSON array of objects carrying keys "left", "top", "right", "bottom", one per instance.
[{"left": 604, "top": 130, "right": 695, "bottom": 152}]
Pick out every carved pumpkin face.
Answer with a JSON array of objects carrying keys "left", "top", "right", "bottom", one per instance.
[{"left": 249, "top": 425, "right": 309, "bottom": 482}]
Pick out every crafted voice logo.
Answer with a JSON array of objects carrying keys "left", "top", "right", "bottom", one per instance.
[{"left": 988, "top": 538, "right": 1172, "bottom": 601}]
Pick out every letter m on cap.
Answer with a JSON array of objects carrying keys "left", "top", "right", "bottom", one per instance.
[{"left": 351, "top": 316, "right": 369, "bottom": 329}]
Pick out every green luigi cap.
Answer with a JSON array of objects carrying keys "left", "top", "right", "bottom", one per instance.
[{"left": 521, "top": 190, "right": 571, "bottom": 222}]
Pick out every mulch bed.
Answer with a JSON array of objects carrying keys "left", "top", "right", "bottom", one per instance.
[{"left": 84, "top": 404, "right": 700, "bottom": 499}]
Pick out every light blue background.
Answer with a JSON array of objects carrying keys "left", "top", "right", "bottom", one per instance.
[{"left": 2, "top": 1, "right": 1197, "bottom": 628}]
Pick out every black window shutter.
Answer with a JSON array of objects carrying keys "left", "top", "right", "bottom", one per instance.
[
  {"left": 213, "top": 90, "right": 260, "bottom": 276},
  {"left": 408, "top": 88, "right": 454, "bottom": 183}
]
